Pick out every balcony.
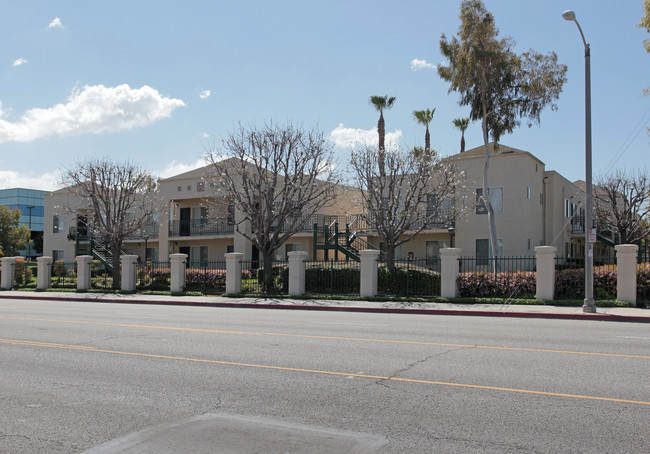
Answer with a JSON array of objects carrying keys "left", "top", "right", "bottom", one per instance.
[{"left": 169, "top": 218, "right": 235, "bottom": 237}]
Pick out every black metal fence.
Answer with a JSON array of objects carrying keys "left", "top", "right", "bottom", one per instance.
[
  {"left": 378, "top": 258, "right": 441, "bottom": 297},
  {"left": 136, "top": 261, "right": 171, "bottom": 291},
  {"left": 184, "top": 260, "right": 226, "bottom": 294},
  {"left": 239, "top": 260, "right": 288, "bottom": 294},
  {"left": 304, "top": 260, "right": 360, "bottom": 296},
  {"left": 457, "top": 256, "right": 537, "bottom": 298},
  {"left": 636, "top": 256, "right": 650, "bottom": 306},
  {"left": 554, "top": 256, "right": 617, "bottom": 300}
]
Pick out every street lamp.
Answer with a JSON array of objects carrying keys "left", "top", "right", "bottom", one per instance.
[
  {"left": 27, "top": 206, "right": 35, "bottom": 261},
  {"left": 563, "top": 10, "right": 596, "bottom": 313}
]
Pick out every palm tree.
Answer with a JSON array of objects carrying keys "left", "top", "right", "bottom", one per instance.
[
  {"left": 452, "top": 117, "right": 470, "bottom": 153},
  {"left": 412, "top": 108, "right": 436, "bottom": 154},
  {"left": 370, "top": 95, "right": 396, "bottom": 176}
]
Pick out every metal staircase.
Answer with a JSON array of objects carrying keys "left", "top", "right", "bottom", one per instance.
[
  {"left": 313, "top": 219, "right": 384, "bottom": 261},
  {"left": 73, "top": 229, "right": 124, "bottom": 272}
]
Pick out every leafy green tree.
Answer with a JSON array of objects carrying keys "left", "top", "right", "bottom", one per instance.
[
  {"left": 412, "top": 108, "right": 436, "bottom": 154},
  {"left": 369, "top": 95, "right": 396, "bottom": 177},
  {"left": 452, "top": 117, "right": 470, "bottom": 153},
  {"left": 0, "top": 205, "right": 30, "bottom": 257},
  {"left": 438, "top": 0, "right": 567, "bottom": 259}
]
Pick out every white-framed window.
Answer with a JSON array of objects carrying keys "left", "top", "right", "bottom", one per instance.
[
  {"left": 53, "top": 215, "right": 65, "bottom": 233},
  {"left": 476, "top": 188, "right": 503, "bottom": 214},
  {"left": 476, "top": 238, "right": 503, "bottom": 265}
]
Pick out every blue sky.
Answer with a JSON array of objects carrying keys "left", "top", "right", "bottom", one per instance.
[{"left": 0, "top": 0, "right": 648, "bottom": 190}]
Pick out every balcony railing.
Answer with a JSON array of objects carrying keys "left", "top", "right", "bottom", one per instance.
[{"left": 169, "top": 218, "right": 235, "bottom": 237}]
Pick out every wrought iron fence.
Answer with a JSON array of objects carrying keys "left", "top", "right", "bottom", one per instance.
[
  {"left": 304, "top": 260, "right": 360, "bottom": 296},
  {"left": 136, "top": 261, "right": 171, "bottom": 291},
  {"left": 184, "top": 260, "right": 226, "bottom": 294},
  {"left": 636, "top": 256, "right": 650, "bottom": 306},
  {"left": 458, "top": 256, "right": 537, "bottom": 298},
  {"left": 554, "top": 256, "right": 617, "bottom": 300},
  {"left": 51, "top": 261, "right": 77, "bottom": 289},
  {"left": 239, "top": 260, "right": 288, "bottom": 295},
  {"left": 378, "top": 258, "right": 441, "bottom": 297},
  {"left": 14, "top": 260, "right": 37, "bottom": 289}
]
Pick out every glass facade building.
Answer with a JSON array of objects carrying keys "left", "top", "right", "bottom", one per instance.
[{"left": 0, "top": 188, "right": 49, "bottom": 258}]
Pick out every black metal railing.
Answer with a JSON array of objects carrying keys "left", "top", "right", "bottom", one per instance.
[{"left": 168, "top": 218, "right": 234, "bottom": 236}]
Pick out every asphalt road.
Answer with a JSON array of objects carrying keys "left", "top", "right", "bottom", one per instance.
[{"left": 1, "top": 297, "right": 648, "bottom": 453}]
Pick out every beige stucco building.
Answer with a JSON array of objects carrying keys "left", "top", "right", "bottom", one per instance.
[{"left": 43, "top": 145, "right": 614, "bottom": 265}]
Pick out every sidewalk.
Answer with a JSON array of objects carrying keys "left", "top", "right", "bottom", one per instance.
[{"left": 1, "top": 290, "right": 649, "bottom": 323}]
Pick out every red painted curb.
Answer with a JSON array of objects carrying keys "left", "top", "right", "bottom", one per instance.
[{"left": 2, "top": 294, "right": 649, "bottom": 323}]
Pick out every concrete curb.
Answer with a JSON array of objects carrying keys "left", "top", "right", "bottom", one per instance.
[{"left": 2, "top": 293, "right": 649, "bottom": 323}]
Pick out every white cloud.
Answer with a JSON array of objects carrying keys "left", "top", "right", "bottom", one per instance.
[
  {"left": 48, "top": 17, "right": 63, "bottom": 28},
  {"left": 155, "top": 157, "right": 207, "bottom": 179},
  {"left": 201, "top": 132, "right": 210, "bottom": 138},
  {"left": 410, "top": 58, "right": 437, "bottom": 71},
  {"left": 12, "top": 58, "right": 28, "bottom": 67},
  {"left": 0, "top": 169, "right": 61, "bottom": 191},
  {"left": 0, "top": 84, "right": 185, "bottom": 143},
  {"left": 199, "top": 89, "right": 211, "bottom": 99},
  {"left": 328, "top": 123, "right": 402, "bottom": 148}
]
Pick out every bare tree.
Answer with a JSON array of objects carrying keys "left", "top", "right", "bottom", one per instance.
[
  {"left": 206, "top": 122, "right": 340, "bottom": 293},
  {"left": 350, "top": 144, "right": 464, "bottom": 268},
  {"left": 594, "top": 170, "right": 650, "bottom": 245},
  {"left": 61, "top": 158, "right": 161, "bottom": 288}
]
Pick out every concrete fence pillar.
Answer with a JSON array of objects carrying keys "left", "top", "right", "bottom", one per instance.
[
  {"left": 288, "top": 251, "right": 308, "bottom": 296},
  {"left": 1, "top": 257, "right": 18, "bottom": 290},
  {"left": 36, "top": 256, "right": 53, "bottom": 290},
  {"left": 535, "top": 246, "right": 557, "bottom": 301},
  {"left": 440, "top": 248, "right": 462, "bottom": 298},
  {"left": 360, "top": 250, "right": 380, "bottom": 297},
  {"left": 225, "top": 252, "right": 243, "bottom": 294},
  {"left": 76, "top": 255, "right": 93, "bottom": 290},
  {"left": 121, "top": 255, "right": 138, "bottom": 292},
  {"left": 170, "top": 253, "right": 188, "bottom": 293},
  {"left": 615, "top": 244, "right": 638, "bottom": 307}
]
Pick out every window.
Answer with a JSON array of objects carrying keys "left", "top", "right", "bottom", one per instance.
[
  {"left": 145, "top": 247, "right": 159, "bottom": 262},
  {"left": 196, "top": 182, "right": 205, "bottom": 192},
  {"left": 539, "top": 193, "right": 544, "bottom": 205},
  {"left": 527, "top": 186, "right": 531, "bottom": 199},
  {"left": 53, "top": 215, "right": 65, "bottom": 233},
  {"left": 476, "top": 238, "right": 503, "bottom": 265},
  {"left": 426, "top": 240, "right": 449, "bottom": 259},
  {"left": 52, "top": 250, "right": 64, "bottom": 262},
  {"left": 177, "top": 186, "right": 182, "bottom": 192},
  {"left": 527, "top": 238, "right": 531, "bottom": 251},
  {"left": 226, "top": 245, "right": 234, "bottom": 254},
  {"left": 564, "top": 199, "right": 570, "bottom": 217},
  {"left": 187, "top": 185, "right": 192, "bottom": 191},
  {"left": 476, "top": 188, "right": 503, "bottom": 214},
  {"left": 191, "top": 206, "right": 208, "bottom": 222},
  {"left": 190, "top": 246, "right": 208, "bottom": 265},
  {"left": 227, "top": 204, "right": 235, "bottom": 225}
]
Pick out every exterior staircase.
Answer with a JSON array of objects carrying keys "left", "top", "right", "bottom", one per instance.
[
  {"left": 73, "top": 229, "right": 124, "bottom": 272},
  {"left": 313, "top": 219, "right": 384, "bottom": 261}
]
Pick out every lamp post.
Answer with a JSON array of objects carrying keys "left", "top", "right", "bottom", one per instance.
[
  {"left": 448, "top": 226, "right": 455, "bottom": 248},
  {"left": 27, "top": 206, "right": 35, "bottom": 261},
  {"left": 563, "top": 10, "right": 596, "bottom": 313}
]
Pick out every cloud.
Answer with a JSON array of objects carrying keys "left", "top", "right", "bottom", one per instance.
[
  {"left": 199, "top": 89, "right": 211, "bottom": 99},
  {"left": 0, "top": 169, "right": 61, "bottom": 191},
  {"left": 155, "top": 157, "right": 207, "bottom": 179},
  {"left": 410, "top": 58, "right": 437, "bottom": 71},
  {"left": 201, "top": 132, "right": 210, "bottom": 138},
  {"left": 0, "top": 84, "right": 185, "bottom": 143},
  {"left": 48, "top": 17, "right": 63, "bottom": 28},
  {"left": 328, "top": 124, "right": 402, "bottom": 148},
  {"left": 12, "top": 58, "right": 28, "bottom": 67}
]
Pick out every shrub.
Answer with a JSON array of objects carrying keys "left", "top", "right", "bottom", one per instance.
[
  {"left": 458, "top": 271, "right": 536, "bottom": 298},
  {"left": 185, "top": 268, "right": 226, "bottom": 290},
  {"left": 304, "top": 264, "right": 360, "bottom": 294},
  {"left": 378, "top": 266, "right": 440, "bottom": 296}
]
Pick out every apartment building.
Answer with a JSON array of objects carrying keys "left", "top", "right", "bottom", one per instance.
[{"left": 43, "top": 146, "right": 614, "bottom": 264}]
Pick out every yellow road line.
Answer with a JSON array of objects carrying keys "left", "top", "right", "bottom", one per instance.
[
  {"left": 1, "top": 337, "right": 648, "bottom": 407},
  {"left": 2, "top": 315, "right": 649, "bottom": 360}
]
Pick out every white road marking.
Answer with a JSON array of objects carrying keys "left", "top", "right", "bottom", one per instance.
[{"left": 616, "top": 336, "right": 650, "bottom": 340}]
